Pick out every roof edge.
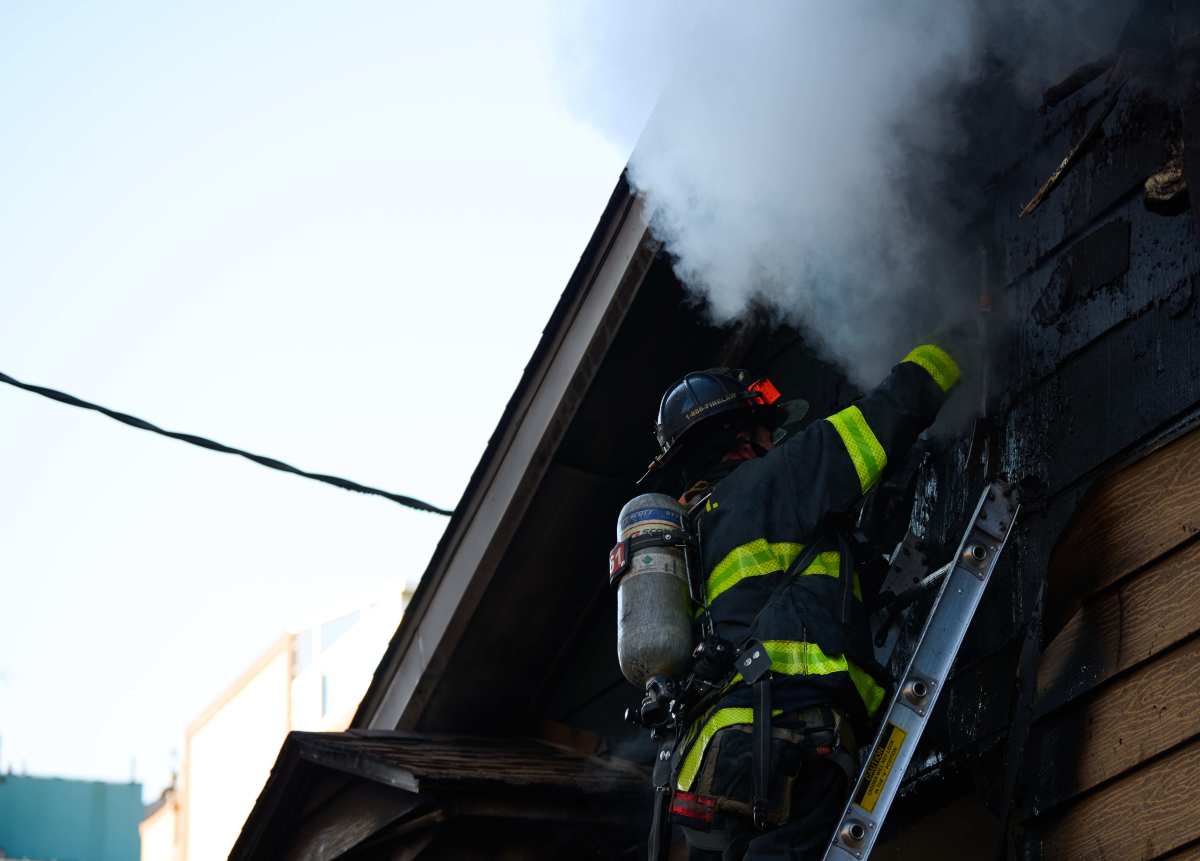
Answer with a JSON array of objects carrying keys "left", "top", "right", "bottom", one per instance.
[{"left": 353, "top": 172, "right": 652, "bottom": 729}]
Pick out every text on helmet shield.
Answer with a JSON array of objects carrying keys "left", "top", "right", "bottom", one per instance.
[{"left": 684, "top": 392, "right": 739, "bottom": 421}]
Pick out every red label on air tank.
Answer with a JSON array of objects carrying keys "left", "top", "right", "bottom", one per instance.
[{"left": 608, "top": 541, "right": 627, "bottom": 579}]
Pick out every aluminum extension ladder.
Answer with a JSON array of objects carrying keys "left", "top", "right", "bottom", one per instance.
[{"left": 821, "top": 481, "right": 1020, "bottom": 861}]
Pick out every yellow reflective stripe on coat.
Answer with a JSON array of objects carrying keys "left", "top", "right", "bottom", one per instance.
[
  {"left": 903, "top": 344, "right": 961, "bottom": 393},
  {"left": 707, "top": 542, "right": 863, "bottom": 605},
  {"left": 675, "top": 642, "right": 886, "bottom": 791},
  {"left": 707, "top": 540, "right": 800, "bottom": 604},
  {"left": 729, "top": 641, "right": 885, "bottom": 713},
  {"left": 676, "top": 707, "right": 784, "bottom": 791},
  {"left": 826, "top": 405, "right": 887, "bottom": 492}
]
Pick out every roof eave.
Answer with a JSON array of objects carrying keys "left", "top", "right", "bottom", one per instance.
[{"left": 354, "top": 172, "right": 657, "bottom": 730}]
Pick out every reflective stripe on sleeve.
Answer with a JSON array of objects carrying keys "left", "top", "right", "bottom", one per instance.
[
  {"left": 847, "top": 662, "right": 887, "bottom": 716},
  {"left": 902, "top": 344, "right": 961, "bottom": 393},
  {"left": 707, "top": 542, "right": 862, "bottom": 605},
  {"left": 826, "top": 405, "right": 887, "bottom": 492},
  {"left": 707, "top": 540, "right": 800, "bottom": 604}
]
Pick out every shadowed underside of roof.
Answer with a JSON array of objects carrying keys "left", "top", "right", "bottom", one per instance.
[{"left": 230, "top": 730, "right": 649, "bottom": 860}]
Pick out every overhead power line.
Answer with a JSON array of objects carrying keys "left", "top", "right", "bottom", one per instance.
[{"left": 0, "top": 369, "right": 453, "bottom": 516}]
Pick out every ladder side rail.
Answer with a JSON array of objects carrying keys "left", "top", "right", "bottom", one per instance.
[{"left": 821, "top": 483, "right": 1019, "bottom": 861}]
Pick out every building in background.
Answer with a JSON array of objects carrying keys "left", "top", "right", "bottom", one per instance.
[
  {"left": 139, "top": 782, "right": 178, "bottom": 861},
  {"left": 180, "top": 633, "right": 291, "bottom": 861},
  {"left": 142, "top": 589, "right": 408, "bottom": 861},
  {"left": 0, "top": 773, "right": 142, "bottom": 861}
]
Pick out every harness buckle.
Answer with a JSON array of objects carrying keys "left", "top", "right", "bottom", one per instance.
[{"left": 737, "top": 639, "right": 772, "bottom": 684}]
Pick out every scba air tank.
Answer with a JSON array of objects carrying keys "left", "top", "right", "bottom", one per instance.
[{"left": 612, "top": 493, "right": 694, "bottom": 690}]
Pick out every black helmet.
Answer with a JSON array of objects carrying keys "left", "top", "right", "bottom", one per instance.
[{"left": 641, "top": 368, "right": 784, "bottom": 481}]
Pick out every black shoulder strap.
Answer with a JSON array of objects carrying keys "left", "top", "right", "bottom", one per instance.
[
  {"left": 741, "top": 532, "right": 831, "bottom": 643},
  {"left": 647, "top": 781, "right": 673, "bottom": 860},
  {"left": 752, "top": 675, "right": 773, "bottom": 829}
]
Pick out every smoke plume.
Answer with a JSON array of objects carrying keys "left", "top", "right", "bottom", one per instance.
[{"left": 552, "top": 1, "right": 1137, "bottom": 385}]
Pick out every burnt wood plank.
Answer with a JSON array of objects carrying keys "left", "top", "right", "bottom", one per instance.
[
  {"left": 1001, "top": 285, "right": 1200, "bottom": 629},
  {"left": 993, "top": 79, "right": 1175, "bottom": 284},
  {"left": 1033, "top": 635, "right": 1200, "bottom": 812},
  {"left": 1037, "top": 736, "right": 1200, "bottom": 860},
  {"left": 1038, "top": 539, "right": 1200, "bottom": 714},
  {"left": 1006, "top": 204, "right": 1196, "bottom": 393},
  {"left": 1045, "top": 428, "right": 1200, "bottom": 636}
]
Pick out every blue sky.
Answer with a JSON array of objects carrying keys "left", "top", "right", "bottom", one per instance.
[{"left": 0, "top": 1, "right": 641, "bottom": 799}]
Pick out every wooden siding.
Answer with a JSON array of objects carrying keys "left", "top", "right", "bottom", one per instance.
[
  {"left": 1037, "top": 539, "right": 1200, "bottom": 714},
  {"left": 1028, "top": 426, "right": 1200, "bottom": 859},
  {"left": 1044, "top": 429, "right": 1200, "bottom": 639},
  {"left": 1038, "top": 737, "right": 1200, "bottom": 860}
]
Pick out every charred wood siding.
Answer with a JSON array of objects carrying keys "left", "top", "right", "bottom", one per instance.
[
  {"left": 877, "top": 36, "right": 1200, "bottom": 856},
  {"left": 997, "top": 81, "right": 1197, "bottom": 500},
  {"left": 995, "top": 60, "right": 1200, "bottom": 861}
]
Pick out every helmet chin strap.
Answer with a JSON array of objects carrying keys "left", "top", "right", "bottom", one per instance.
[
  {"left": 722, "top": 440, "right": 764, "bottom": 464},
  {"left": 725, "top": 429, "right": 771, "bottom": 462}
]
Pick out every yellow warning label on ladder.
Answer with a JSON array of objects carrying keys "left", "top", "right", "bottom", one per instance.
[{"left": 854, "top": 723, "right": 907, "bottom": 813}]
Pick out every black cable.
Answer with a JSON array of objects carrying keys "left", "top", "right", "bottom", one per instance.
[{"left": 0, "top": 369, "right": 453, "bottom": 516}]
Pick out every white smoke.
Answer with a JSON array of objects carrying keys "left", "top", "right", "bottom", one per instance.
[{"left": 552, "top": 1, "right": 1137, "bottom": 385}]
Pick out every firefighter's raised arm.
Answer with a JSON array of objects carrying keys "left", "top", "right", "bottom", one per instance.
[{"left": 775, "top": 344, "right": 961, "bottom": 532}]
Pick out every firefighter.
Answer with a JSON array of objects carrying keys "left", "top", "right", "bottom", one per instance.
[{"left": 645, "top": 344, "right": 961, "bottom": 860}]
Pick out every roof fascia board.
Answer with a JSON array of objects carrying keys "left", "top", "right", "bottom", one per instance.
[
  {"left": 364, "top": 192, "right": 654, "bottom": 730},
  {"left": 298, "top": 746, "right": 422, "bottom": 794}
]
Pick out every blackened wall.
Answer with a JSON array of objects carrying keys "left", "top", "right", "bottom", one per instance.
[{"left": 877, "top": 20, "right": 1200, "bottom": 857}]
